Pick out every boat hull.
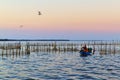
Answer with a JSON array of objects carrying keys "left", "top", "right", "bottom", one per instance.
[{"left": 80, "top": 51, "right": 91, "bottom": 57}]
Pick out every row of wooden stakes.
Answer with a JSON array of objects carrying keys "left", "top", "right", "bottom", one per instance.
[{"left": 0, "top": 40, "right": 120, "bottom": 55}]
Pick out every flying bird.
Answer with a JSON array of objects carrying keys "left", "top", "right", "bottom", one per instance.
[
  {"left": 38, "top": 11, "right": 42, "bottom": 15},
  {"left": 19, "top": 25, "right": 23, "bottom": 28}
]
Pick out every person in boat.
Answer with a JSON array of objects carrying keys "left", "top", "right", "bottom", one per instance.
[
  {"left": 83, "top": 44, "right": 88, "bottom": 52},
  {"left": 88, "top": 48, "right": 92, "bottom": 53},
  {"left": 80, "top": 44, "right": 88, "bottom": 52}
]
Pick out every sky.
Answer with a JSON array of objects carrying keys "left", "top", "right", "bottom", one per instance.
[{"left": 0, "top": 0, "right": 120, "bottom": 40}]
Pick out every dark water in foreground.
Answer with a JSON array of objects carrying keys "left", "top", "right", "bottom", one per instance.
[{"left": 0, "top": 52, "right": 120, "bottom": 80}]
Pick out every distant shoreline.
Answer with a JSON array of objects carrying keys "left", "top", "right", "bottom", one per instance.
[
  {"left": 0, "top": 39, "right": 116, "bottom": 41},
  {"left": 0, "top": 39, "right": 70, "bottom": 41}
]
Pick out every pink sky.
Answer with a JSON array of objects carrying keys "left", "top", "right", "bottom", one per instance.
[{"left": 0, "top": 0, "right": 120, "bottom": 39}]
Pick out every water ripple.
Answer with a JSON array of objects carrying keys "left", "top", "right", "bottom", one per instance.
[{"left": 0, "top": 52, "right": 120, "bottom": 80}]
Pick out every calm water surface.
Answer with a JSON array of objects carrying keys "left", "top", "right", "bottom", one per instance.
[{"left": 0, "top": 52, "right": 120, "bottom": 80}]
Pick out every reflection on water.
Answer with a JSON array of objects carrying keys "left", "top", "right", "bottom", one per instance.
[{"left": 0, "top": 51, "right": 120, "bottom": 80}]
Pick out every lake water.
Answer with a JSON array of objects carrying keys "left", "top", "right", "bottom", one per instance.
[{"left": 0, "top": 51, "right": 120, "bottom": 80}]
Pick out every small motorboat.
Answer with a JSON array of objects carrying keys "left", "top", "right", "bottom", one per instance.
[{"left": 80, "top": 48, "right": 93, "bottom": 57}]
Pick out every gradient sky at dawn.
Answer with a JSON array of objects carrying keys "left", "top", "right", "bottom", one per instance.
[{"left": 0, "top": 0, "right": 120, "bottom": 40}]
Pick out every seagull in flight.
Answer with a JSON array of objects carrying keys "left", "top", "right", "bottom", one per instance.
[
  {"left": 38, "top": 11, "right": 42, "bottom": 15},
  {"left": 19, "top": 25, "right": 23, "bottom": 28}
]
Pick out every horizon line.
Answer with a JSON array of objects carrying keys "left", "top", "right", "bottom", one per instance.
[{"left": 0, "top": 39, "right": 119, "bottom": 41}]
